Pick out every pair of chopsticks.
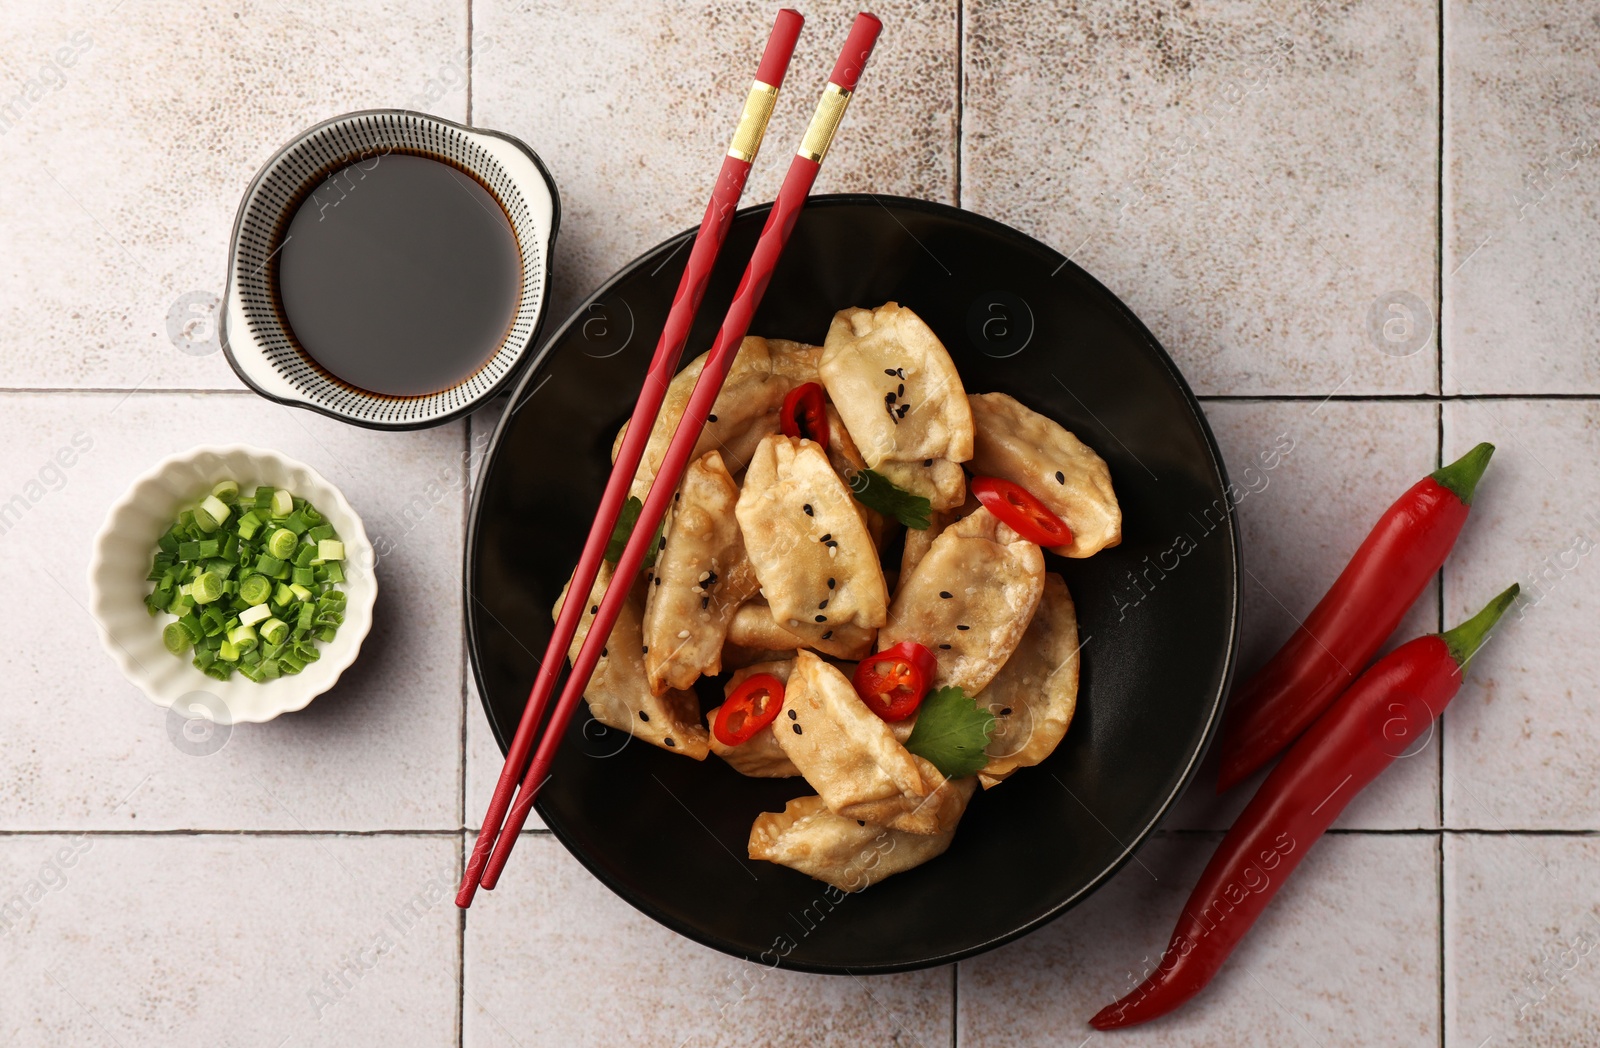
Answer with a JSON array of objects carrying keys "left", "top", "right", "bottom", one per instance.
[{"left": 459, "top": 9, "right": 884, "bottom": 907}]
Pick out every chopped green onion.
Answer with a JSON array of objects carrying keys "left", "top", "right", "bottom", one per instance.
[
  {"left": 322, "top": 562, "right": 345, "bottom": 584},
  {"left": 239, "top": 574, "right": 272, "bottom": 606},
  {"left": 289, "top": 583, "right": 313, "bottom": 603},
  {"left": 254, "top": 554, "right": 285, "bottom": 577},
  {"left": 191, "top": 571, "right": 224, "bottom": 604},
  {"left": 227, "top": 624, "right": 258, "bottom": 653},
  {"left": 308, "top": 523, "right": 334, "bottom": 543},
  {"left": 272, "top": 582, "right": 296, "bottom": 607},
  {"left": 270, "top": 488, "right": 294, "bottom": 518},
  {"left": 293, "top": 544, "right": 316, "bottom": 568},
  {"left": 265, "top": 527, "right": 297, "bottom": 560},
  {"left": 211, "top": 480, "right": 239, "bottom": 505},
  {"left": 236, "top": 510, "right": 263, "bottom": 540},
  {"left": 316, "top": 539, "right": 344, "bottom": 562},
  {"left": 238, "top": 603, "right": 272, "bottom": 627},
  {"left": 219, "top": 639, "right": 241, "bottom": 662},
  {"left": 292, "top": 566, "right": 315, "bottom": 589},
  {"left": 260, "top": 617, "right": 289, "bottom": 646}
]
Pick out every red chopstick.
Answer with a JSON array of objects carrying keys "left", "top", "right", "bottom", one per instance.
[
  {"left": 457, "top": 8, "right": 805, "bottom": 909},
  {"left": 477, "top": 12, "right": 885, "bottom": 894}
]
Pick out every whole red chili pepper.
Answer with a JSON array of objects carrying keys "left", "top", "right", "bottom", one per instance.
[
  {"left": 1090, "top": 585, "right": 1518, "bottom": 1030},
  {"left": 1216, "top": 442, "right": 1496, "bottom": 792}
]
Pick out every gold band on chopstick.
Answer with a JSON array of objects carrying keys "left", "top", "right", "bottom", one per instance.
[
  {"left": 797, "top": 83, "right": 852, "bottom": 164},
  {"left": 727, "top": 80, "right": 780, "bottom": 162}
]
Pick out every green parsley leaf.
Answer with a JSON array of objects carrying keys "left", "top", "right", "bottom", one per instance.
[
  {"left": 603, "top": 496, "right": 663, "bottom": 568},
  {"left": 904, "top": 686, "right": 995, "bottom": 778},
  {"left": 848, "top": 468, "right": 933, "bottom": 530}
]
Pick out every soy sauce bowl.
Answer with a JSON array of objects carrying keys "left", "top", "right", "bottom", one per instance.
[
  {"left": 88, "top": 444, "right": 377, "bottom": 724},
  {"left": 221, "top": 110, "right": 560, "bottom": 430}
]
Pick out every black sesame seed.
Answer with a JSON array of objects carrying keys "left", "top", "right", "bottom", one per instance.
[
  {"left": 923, "top": 458, "right": 933, "bottom": 467},
  {"left": 824, "top": 540, "right": 838, "bottom": 548},
  {"left": 815, "top": 614, "right": 827, "bottom": 623},
  {"left": 792, "top": 723, "right": 803, "bottom": 735},
  {"left": 803, "top": 503, "right": 814, "bottom": 516},
  {"left": 1055, "top": 470, "right": 1066, "bottom": 484},
  {"left": 819, "top": 533, "right": 832, "bottom": 542},
  {"left": 896, "top": 404, "right": 910, "bottom": 417},
  {"left": 658, "top": 535, "right": 666, "bottom": 549},
  {"left": 939, "top": 591, "right": 952, "bottom": 599},
  {"left": 704, "top": 571, "right": 718, "bottom": 587},
  {"left": 820, "top": 630, "right": 833, "bottom": 639},
  {"left": 641, "top": 645, "right": 649, "bottom": 653},
  {"left": 638, "top": 710, "right": 650, "bottom": 722},
  {"left": 885, "top": 391, "right": 897, "bottom": 404},
  {"left": 856, "top": 820, "right": 866, "bottom": 827},
  {"left": 590, "top": 605, "right": 598, "bottom": 614},
  {"left": 818, "top": 599, "right": 829, "bottom": 610},
  {"left": 896, "top": 383, "right": 904, "bottom": 398},
  {"left": 1000, "top": 707, "right": 1013, "bottom": 716},
  {"left": 957, "top": 624, "right": 970, "bottom": 631},
  {"left": 938, "top": 643, "right": 952, "bottom": 650},
  {"left": 654, "top": 576, "right": 661, "bottom": 586},
  {"left": 602, "top": 647, "right": 608, "bottom": 657},
  {"left": 707, "top": 413, "right": 718, "bottom": 422},
  {"left": 787, "top": 709, "right": 797, "bottom": 720},
  {"left": 664, "top": 737, "right": 676, "bottom": 748},
  {"left": 896, "top": 367, "right": 905, "bottom": 378},
  {"left": 701, "top": 596, "right": 710, "bottom": 609},
  {"left": 884, "top": 368, "right": 897, "bottom": 376}
]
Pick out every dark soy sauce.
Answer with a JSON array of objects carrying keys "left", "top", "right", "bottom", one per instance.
[{"left": 277, "top": 153, "right": 522, "bottom": 398}]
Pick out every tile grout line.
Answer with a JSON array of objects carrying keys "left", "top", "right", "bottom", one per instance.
[{"left": 464, "top": 0, "right": 474, "bottom": 128}]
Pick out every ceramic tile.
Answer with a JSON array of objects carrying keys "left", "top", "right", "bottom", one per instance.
[
  {"left": 1444, "top": 833, "right": 1600, "bottom": 1048},
  {"left": 963, "top": 0, "right": 1439, "bottom": 397},
  {"left": 472, "top": 0, "right": 959, "bottom": 328},
  {"left": 1443, "top": 0, "right": 1600, "bottom": 394},
  {"left": 958, "top": 832, "right": 1439, "bottom": 1046},
  {"left": 0, "top": 391, "right": 464, "bottom": 830},
  {"left": 0, "top": 834, "right": 459, "bottom": 1047},
  {"left": 1167, "top": 400, "right": 1441, "bottom": 831},
  {"left": 0, "top": 0, "right": 470, "bottom": 391},
  {"left": 1441, "top": 400, "right": 1600, "bottom": 830},
  {"left": 462, "top": 833, "right": 952, "bottom": 1048}
]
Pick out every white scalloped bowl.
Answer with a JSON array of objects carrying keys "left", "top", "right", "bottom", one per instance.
[{"left": 88, "top": 444, "right": 376, "bottom": 723}]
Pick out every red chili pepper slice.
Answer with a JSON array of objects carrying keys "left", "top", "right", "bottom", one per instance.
[
  {"left": 780, "top": 382, "right": 830, "bottom": 450},
  {"left": 713, "top": 674, "right": 786, "bottom": 747},
  {"left": 1091, "top": 584, "right": 1517, "bottom": 1029},
  {"left": 970, "top": 475, "right": 1074, "bottom": 547},
  {"left": 1216, "top": 442, "right": 1496, "bottom": 792},
  {"left": 852, "top": 641, "right": 936, "bottom": 721}
]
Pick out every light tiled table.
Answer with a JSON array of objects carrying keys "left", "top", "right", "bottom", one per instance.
[{"left": 2, "top": 1, "right": 1596, "bottom": 1044}]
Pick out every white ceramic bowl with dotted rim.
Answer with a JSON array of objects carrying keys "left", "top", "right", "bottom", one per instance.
[{"left": 87, "top": 444, "right": 376, "bottom": 723}]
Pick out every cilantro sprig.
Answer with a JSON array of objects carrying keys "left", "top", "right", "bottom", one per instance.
[
  {"left": 603, "top": 495, "right": 664, "bottom": 568},
  {"left": 905, "top": 686, "right": 995, "bottom": 778},
  {"left": 847, "top": 468, "right": 933, "bottom": 530}
]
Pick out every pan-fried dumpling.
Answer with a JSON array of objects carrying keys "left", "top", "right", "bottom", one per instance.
[
  {"left": 708, "top": 661, "right": 800, "bottom": 778},
  {"left": 613, "top": 337, "right": 821, "bottom": 501},
  {"left": 819, "top": 303, "right": 974, "bottom": 468},
  {"left": 735, "top": 435, "right": 887, "bottom": 660},
  {"left": 878, "top": 507, "right": 1045, "bottom": 695},
  {"left": 822, "top": 403, "right": 893, "bottom": 551},
  {"left": 553, "top": 562, "right": 708, "bottom": 759},
  {"left": 774, "top": 652, "right": 955, "bottom": 834},
  {"left": 642, "top": 451, "right": 760, "bottom": 692},
  {"left": 898, "top": 508, "right": 950, "bottom": 585},
  {"left": 748, "top": 781, "right": 976, "bottom": 891},
  {"left": 967, "top": 391, "right": 1120, "bottom": 558},
  {"left": 977, "top": 573, "right": 1081, "bottom": 788},
  {"left": 874, "top": 459, "right": 967, "bottom": 513}
]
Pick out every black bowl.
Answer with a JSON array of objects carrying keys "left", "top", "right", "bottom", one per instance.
[{"left": 466, "top": 195, "right": 1240, "bottom": 973}]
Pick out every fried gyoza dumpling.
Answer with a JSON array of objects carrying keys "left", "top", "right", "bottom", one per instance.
[
  {"left": 898, "top": 508, "right": 950, "bottom": 585},
  {"left": 614, "top": 337, "right": 820, "bottom": 501},
  {"left": 553, "top": 562, "right": 708, "bottom": 759},
  {"left": 819, "top": 303, "right": 973, "bottom": 468},
  {"left": 874, "top": 459, "right": 967, "bottom": 513},
  {"left": 878, "top": 507, "right": 1045, "bottom": 695},
  {"left": 977, "top": 573, "right": 1081, "bottom": 788},
  {"left": 735, "top": 435, "right": 887, "bottom": 659},
  {"left": 748, "top": 780, "right": 976, "bottom": 891},
  {"left": 708, "top": 661, "right": 800, "bottom": 778},
  {"left": 642, "top": 451, "right": 760, "bottom": 692},
  {"left": 967, "top": 391, "right": 1120, "bottom": 558},
  {"left": 774, "top": 652, "right": 956, "bottom": 834}
]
